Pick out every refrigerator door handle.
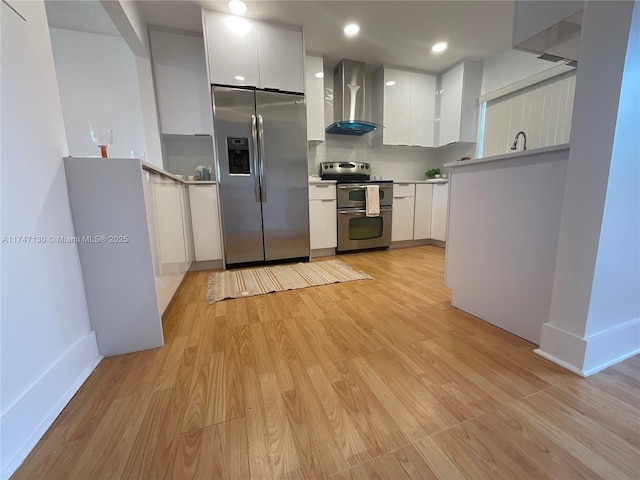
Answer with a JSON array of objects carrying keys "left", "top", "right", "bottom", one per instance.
[
  {"left": 251, "top": 115, "right": 260, "bottom": 202},
  {"left": 258, "top": 114, "right": 267, "bottom": 202}
]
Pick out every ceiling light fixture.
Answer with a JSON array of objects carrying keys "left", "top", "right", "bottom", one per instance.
[
  {"left": 228, "top": 0, "right": 247, "bottom": 15},
  {"left": 432, "top": 41, "right": 448, "bottom": 53},
  {"left": 344, "top": 23, "right": 360, "bottom": 37},
  {"left": 234, "top": 75, "right": 245, "bottom": 81},
  {"left": 314, "top": 72, "right": 324, "bottom": 78},
  {"left": 385, "top": 81, "right": 396, "bottom": 86}
]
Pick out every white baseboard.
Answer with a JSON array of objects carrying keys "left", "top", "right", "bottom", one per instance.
[
  {"left": 537, "top": 322, "right": 587, "bottom": 373},
  {"left": 1, "top": 331, "right": 101, "bottom": 480},
  {"left": 534, "top": 348, "right": 585, "bottom": 376},
  {"left": 536, "top": 318, "right": 640, "bottom": 377},
  {"left": 582, "top": 318, "right": 640, "bottom": 376}
]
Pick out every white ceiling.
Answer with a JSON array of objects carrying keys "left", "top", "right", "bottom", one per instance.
[{"left": 139, "top": 0, "right": 516, "bottom": 74}]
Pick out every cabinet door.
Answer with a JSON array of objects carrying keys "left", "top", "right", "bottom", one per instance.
[
  {"left": 257, "top": 23, "right": 304, "bottom": 93},
  {"left": 431, "top": 183, "right": 449, "bottom": 241},
  {"left": 180, "top": 183, "right": 195, "bottom": 265},
  {"left": 413, "top": 184, "right": 433, "bottom": 240},
  {"left": 203, "top": 11, "right": 259, "bottom": 87},
  {"left": 189, "top": 185, "right": 222, "bottom": 261},
  {"left": 409, "top": 73, "right": 436, "bottom": 147},
  {"left": 305, "top": 55, "right": 325, "bottom": 141},
  {"left": 154, "top": 181, "right": 187, "bottom": 264},
  {"left": 392, "top": 192, "right": 415, "bottom": 241},
  {"left": 150, "top": 31, "right": 212, "bottom": 136},
  {"left": 439, "top": 64, "right": 464, "bottom": 146},
  {"left": 309, "top": 199, "right": 337, "bottom": 249},
  {"left": 383, "top": 69, "right": 411, "bottom": 145}
]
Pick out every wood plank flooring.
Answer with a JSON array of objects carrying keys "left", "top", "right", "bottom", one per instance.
[{"left": 12, "top": 246, "right": 640, "bottom": 479}]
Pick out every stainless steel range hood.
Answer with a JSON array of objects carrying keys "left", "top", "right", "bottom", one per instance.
[{"left": 326, "top": 59, "right": 380, "bottom": 136}]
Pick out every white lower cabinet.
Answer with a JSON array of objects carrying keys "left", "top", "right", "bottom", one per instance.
[
  {"left": 413, "top": 184, "right": 433, "bottom": 240},
  {"left": 391, "top": 182, "right": 448, "bottom": 244},
  {"left": 189, "top": 184, "right": 223, "bottom": 261},
  {"left": 309, "top": 183, "right": 337, "bottom": 250},
  {"left": 431, "top": 183, "right": 449, "bottom": 241},
  {"left": 391, "top": 183, "right": 416, "bottom": 241}
]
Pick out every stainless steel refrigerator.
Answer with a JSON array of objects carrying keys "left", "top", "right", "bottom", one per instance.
[{"left": 212, "top": 86, "right": 310, "bottom": 266}]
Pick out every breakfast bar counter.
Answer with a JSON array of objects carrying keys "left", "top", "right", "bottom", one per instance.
[{"left": 443, "top": 144, "right": 570, "bottom": 344}]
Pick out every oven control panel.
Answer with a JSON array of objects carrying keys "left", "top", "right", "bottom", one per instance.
[{"left": 320, "top": 161, "right": 371, "bottom": 177}]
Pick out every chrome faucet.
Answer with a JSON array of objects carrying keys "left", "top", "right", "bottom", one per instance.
[{"left": 511, "top": 131, "right": 527, "bottom": 151}]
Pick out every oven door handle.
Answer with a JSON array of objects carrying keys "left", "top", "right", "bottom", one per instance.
[
  {"left": 337, "top": 184, "right": 373, "bottom": 189},
  {"left": 338, "top": 207, "right": 392, "bottom": 214}
]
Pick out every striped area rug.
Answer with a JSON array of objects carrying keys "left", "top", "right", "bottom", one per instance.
[{"left": 207, "top": 259, "right": 372, "bottom": 304}]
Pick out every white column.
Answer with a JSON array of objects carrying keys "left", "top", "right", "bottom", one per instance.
[{"left": 536, "top": 0, "right": 640, "bottom": 375}]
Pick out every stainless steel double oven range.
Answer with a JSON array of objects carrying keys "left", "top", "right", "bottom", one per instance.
[{"left": 320, "top": 162, "right": 393, "bottom": 253}]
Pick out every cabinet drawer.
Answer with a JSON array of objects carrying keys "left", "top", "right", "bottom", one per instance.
[
  {"left": 309, "top": 183, "right": 336, "bottom": 200},
  {"left": 393, "top": 183, "right": 416, "bottom": 197}
]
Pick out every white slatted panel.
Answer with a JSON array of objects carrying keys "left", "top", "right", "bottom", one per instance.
[{"left": 482, "top": 71, "right": 576, "bottom": 156}]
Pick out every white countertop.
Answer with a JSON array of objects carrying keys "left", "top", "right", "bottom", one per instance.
[
  {"left": 394, "top": 179, "right": 449, "bottom": 184},
  {"left": 142, "top": 161, "right": 216, "bottom": 184},
  {"left": 444, "top": 143, "right": 569, "bottom": 169}
]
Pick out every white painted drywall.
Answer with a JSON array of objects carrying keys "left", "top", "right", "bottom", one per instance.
[
  {"left": 445, "top": 148, "right": 569, "bottom": 345},
  {"left": 538, "top": 0, "right": 638, "bottom": 375},
  {"left": 1, "top": 2, "right": 100, "bottom": 476},
  {"left": 513, "top": 0, "right": 583, "bottom": 47},
  {"left": 483, "top": 71, "right": 575, "bottom": 156},
  {"left": 583, "top": 1, "right": 639, "bottom": 361},
  {"left": 135, "top": 55, "right": 164, "bottom": 168},
  {"left": 481, "top": 48, "right": 570, "bottom": 96},
  {"left": 49, "top": 28, "right": 147, "bottom": 160}
]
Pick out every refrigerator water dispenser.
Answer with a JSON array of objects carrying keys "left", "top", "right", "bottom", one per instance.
[{"left": 227, "top": 137, "right": 250, "bottom": 175}]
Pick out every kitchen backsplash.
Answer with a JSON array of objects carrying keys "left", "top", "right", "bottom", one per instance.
[{"left": 308, "top": 135, "right": 442, "bottom": 181}]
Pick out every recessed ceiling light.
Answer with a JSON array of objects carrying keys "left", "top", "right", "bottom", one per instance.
[
  {"left": 225, "top": 16, "right": 251, "bottom": 35},
  {"left": 344, "top": 23, "right": 360, "bottom": 37},
  {"left": 314, "top": 72, "right": 324, "bottom": 78},
  {"left": 385, "top": 81, "right": 396, "bottom": 86},
  {"left": 234, "top": 75, "right": 245, "bottom": 81},
  {"left": 228, "top": 0, "right": 247, "bottom": 15},
  {"left": 432, "top": 41, "right": 448, "bottom": 53}
]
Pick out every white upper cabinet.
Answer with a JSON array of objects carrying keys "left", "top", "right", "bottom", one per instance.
[
  {"left": 409, "top": 74, "right": 437, "bottom": 147},
  {"left": 372, "top": 67, "right": 436, "bottom": 147},
  {"left": 382, "top": 69, "right": 411, "bottom": 145},
  {"left": 305, "top": 55, "right": 325, "bottom": 142},
  {"left": 203, "top": 10, "right": 304, "bottom": 93},
  {"left": 150, "top": 30, "right": 212, "bottom": 136},
  {"left": 257, "top": 23, "right": 304, "bottom": 92},
  {"left": 203, "top": 11, "right": 260, "bottom": 87},
  {"left": 437, "top": 61, "right": 483, "bottom": 146}
]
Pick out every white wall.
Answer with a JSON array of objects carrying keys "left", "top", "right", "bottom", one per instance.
[
  {"left": 100, "top": 0, "right": 164, "bottom": 169},
  {"left": 537, "top": 0, "right": 638, "bottom": 376},
  {"left": 483, "top": 71, "right": 575, "bottom": 156},
  {"left": 164, "top": 135, "right": 215, "bottom": 177},
  {"left": 1, "top": 2, "right": 100, "bottom": 477},
  {"left": 481, "top": 48, "right": 572, "bottom": 96},
  {"left": 583, "top": 0, "right": 639, "bottom": 366},
  {"left": 308, "top": 137, "right": 441, "bottom": 181},
  {"left": 49, "top": 28, "right": 147, "bottom": 160}
]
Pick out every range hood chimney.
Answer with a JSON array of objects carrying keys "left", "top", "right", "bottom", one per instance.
[{"left": 326, "top": 59, "right": 380, "bottom": 136}]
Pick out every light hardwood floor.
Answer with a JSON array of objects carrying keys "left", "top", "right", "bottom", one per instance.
[{"left": 12, "top": 246, "right": 640, "bottom": 479}]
